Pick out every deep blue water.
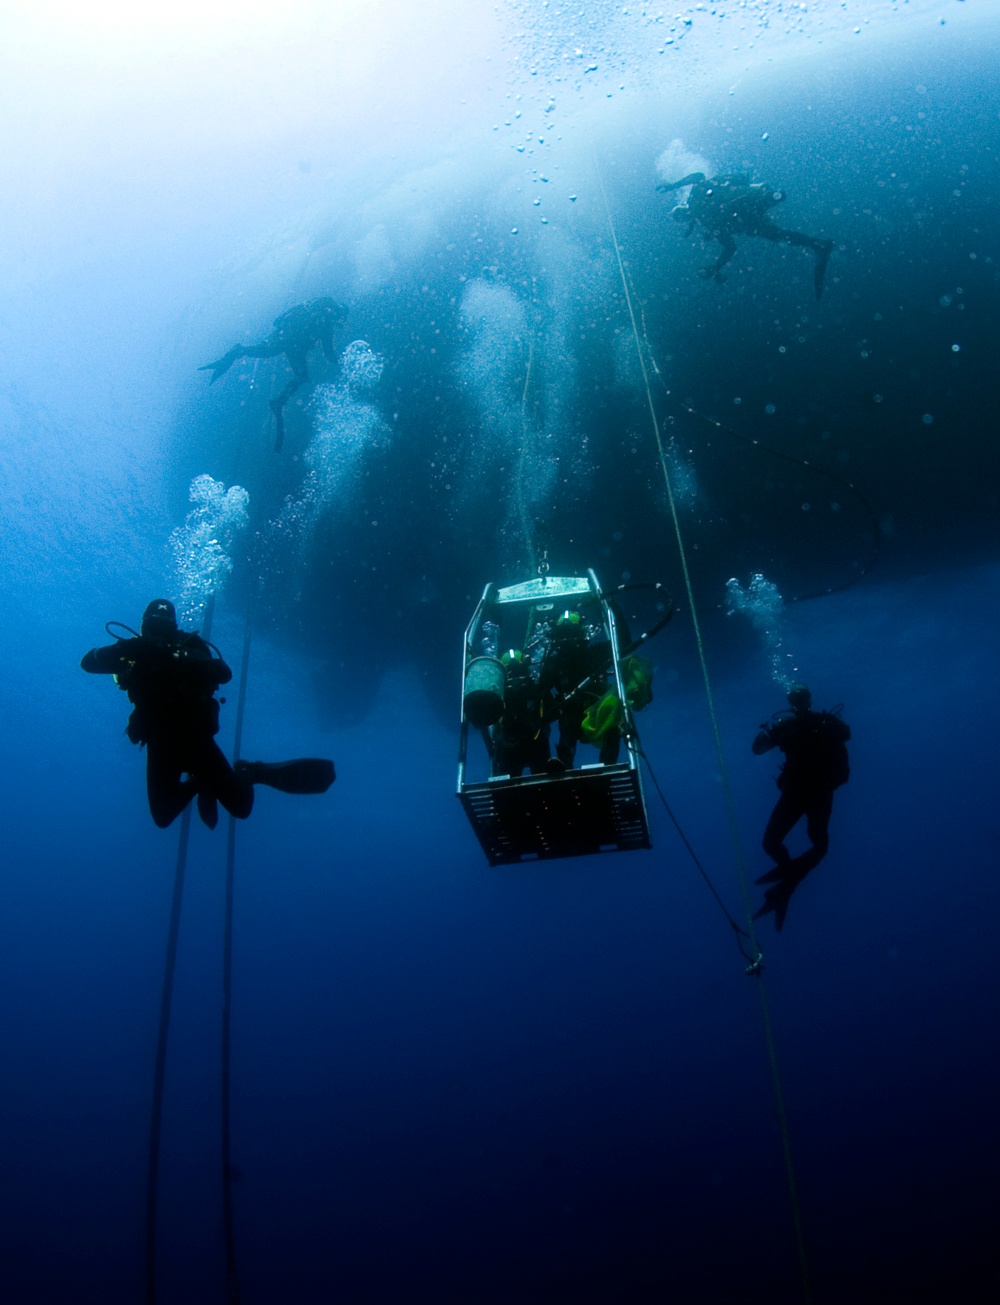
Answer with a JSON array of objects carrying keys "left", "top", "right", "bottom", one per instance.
[{"left": 2, "top": 3, "right": 998, "bottom": 1303}]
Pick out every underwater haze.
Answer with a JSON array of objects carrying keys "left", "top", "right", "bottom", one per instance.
[{"left": 2, "top": 1, "right": 999, "bottom": 1302}]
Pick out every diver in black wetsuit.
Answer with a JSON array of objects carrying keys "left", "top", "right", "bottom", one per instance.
[
  {"left": 752, "top": 683, "right": 851, "bottom": 930},
  {"left": 81, "top": 599, "right": 335, "bottom": 830},
  {"left": 199, "top": 297, "right": 349, "bottom": 451},
  {"left": 538, "top": 611, "right": 621, "bottom": 771},
  {"left": 490, "top": 649, "right": 552, "bottom": 777},
  {"left": 657, "top": 171, "right": 835, "bottom": 299}
]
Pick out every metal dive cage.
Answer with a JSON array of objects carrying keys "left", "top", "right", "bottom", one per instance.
[{"left": 457, "top": 569, "right": 652, "bottom": 866}]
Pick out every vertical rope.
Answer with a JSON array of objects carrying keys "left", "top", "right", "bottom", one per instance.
[
  {"left": 145, "top": 807, "right": 190, "bottom": 1305},
  {"left": 515, "top": 337, "right": 538, "bottom": 575},
  {"left": 221, "top": 606, "right": 254, "bottom": 1305},
  {"left": 596, "top": 164, "right": 812, "bottom": 1305},
  {"left": 145, "top": 594, "right": 216, "bottom": 1305}
]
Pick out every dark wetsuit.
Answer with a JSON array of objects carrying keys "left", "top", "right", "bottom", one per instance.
[
  {"left": 659, "top": 171, "right": 834, "bottom": 299},
  {"left": 491, "top": 665, "right": 552, "bottom": 777},
  {"left": 82, "top": 633, "right": 253, "bottom": 829},
  {"left": 539, "top": 633, "right": 620, "bottom": 770},
  {"left": 753, "top": 707, "right": 851, "bottom": 927},
  {"left": 200, "top": 297, "right": 347, "bottom": 450}
]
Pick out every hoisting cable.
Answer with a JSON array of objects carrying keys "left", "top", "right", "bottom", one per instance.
[
  {"left": 596, "top": 163, "right": 813, "bottom": 1305},
  {"left": 145, "top": 300, "right": 304, "bottom": 1303},
  {"left": 145, "top": 808, "right": 191, "bottom": 1305},
  {"left": 217, "top": 352, "right": 298, "bottom": 1302},
  {"left": 144, "top": 591, "right": 216, "bottom": 1305},
  {"left": 220, "top": 599, "right": 255, "bottom": 1305},
  {"left": 515, "top": 335, "right": 539, "bottom": 575},
  {"left": 634, "top": 740, "right": 758, "bottom": 969},
  {"left": 217, "top": 413, "right": 284, "bottom": 1305}
]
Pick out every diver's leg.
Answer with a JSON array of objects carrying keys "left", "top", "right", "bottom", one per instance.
[
  {"left": 700, "top": 232, "right": 737, "bottom": 280},
  {"left": 269, "top": 353, "right": 310, "bottom": 452},
  {"left": 492, "top": 742, "right": 517, "bottom": 777},
  {"left": 145, "top": 740, "right": 195, "bottom": 828},
  {"left": 797, "top": 789, "right": 833, "bottom": 872},
  {"left": 762, "top": 225, "right": 819, "bottom": 251},
  {"left": 761, "top": 790, "right": 801, "bottom": 865},
  {"left": 761, "top": 224, "right": 834, "bottom": 298},
  {"left": 198, "top": 346, "right": 244, "bottom": 383},
  {"left": 527, "top": 732, "right": 552, "bottom": 775},
  {"left": 239, "top": 340, "right": 285, "bottom": 360},
  {"left": 556, "top": 706, "right": 584, "bottom": 770},
  {"left": 598, "top": 729, "right": 621, "bottom": 766},
  {"left": 195, "top": 738, "right": 254, "bottom": 821}
]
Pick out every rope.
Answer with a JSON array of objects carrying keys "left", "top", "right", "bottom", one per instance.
[
  {"left": 146, "top": 263, "right": 309, "bottom": 1301},
  {"left": 596, "top": 164, "right": 813, "bottom": 1304},
  {"left": 515, "top": 337, "right": 538, "bottom": 575},
  {"left": 221, "top": 605, "right": 254, "bottom": 1305},
  {"left": 636, "top": 743, "right": 758, "bottom": 968},
  {"left": 144, "top": 806, "right": 190, "bottom": 1305},
  {"left": 215, "top": 418, "right": 274, "bottom": 1300},
  {"left": 144, "top": 593, "right": 216, "bottom": 1305}
]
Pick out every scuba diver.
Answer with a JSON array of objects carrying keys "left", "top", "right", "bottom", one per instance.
[
  {"left": 538, "top": 611, "right": 653, "bottom": 772},
  {"left": 752, "top": 683, "right": 851, "bottom": 930},
  {"left": 81, "top": 599, "right": 335, "bottom": 830},
  {"left": 538, "top": 612, "right": 614, "bottom": 771},
  {"left": 657, "top": 171, "right": 835, "bottom": 299},
  {"left": 490, "top": 649, "right": 552, "bottom": 778},
  {"left": 199, "top": 297, "right": 349, "bottom": 451}
]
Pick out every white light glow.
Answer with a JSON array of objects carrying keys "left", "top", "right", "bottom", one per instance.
[{"left": 5, "top": 0, "right": 370, "bottom": 63}]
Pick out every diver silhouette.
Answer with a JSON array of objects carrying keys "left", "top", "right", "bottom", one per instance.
[
  {"left": 489, "top": 649, "right": 553, "bottom": 778},
  {"left": 752, "top": 683, "right": 851, "bottom": 930},
  {"left": 657, "top": 171, "right": 835, "bottom": 299},
  {"left": 81, "top": 599, "right": 335, "bottom": 829},
  {"left": 199, "top": 297, "right": 349, "bottom": 451}
]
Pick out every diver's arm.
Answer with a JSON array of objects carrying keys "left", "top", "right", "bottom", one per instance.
[
  {"left": 320, "top": 330, "right": 337, "bottom": 363},
  {"left": 81, "top": 642, "right": 132, "bottom": 674},
  {"left": 183, "top": 636, "right": 233, "bottom": 689},
  {"left": 752, "top": 727, "right": 775, "bottom": 755},
  {"left": 656, "top": 172, "right": 706, "bottom": 193},
  {"left": 210, "top": 659, "right": 234, "bottom": 689}
]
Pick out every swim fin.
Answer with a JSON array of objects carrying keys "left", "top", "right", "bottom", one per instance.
[
  {"left": 198, "top": 347, "right": 240, "bottom": 384},
  {"left": 756, "top": 863, "right": 791, "bottom": 885},
  {"left": 814, "top": 240, "right": 833, "bottom": 300},
  {"left": 753, "top": 884, "right": 792, "bottom": 932},
  {"left": 236, "top": 758, "right": 335, "bottom": 795},
  {"left": 270, "top": 398, "right": 285, "bottom": 452}
]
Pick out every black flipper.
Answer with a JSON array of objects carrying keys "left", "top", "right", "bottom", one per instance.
[
  {"left": 756, "top": 863, "right": 792, "bottom": 885},
  {"left": 754, "top": 884, "right": 792, "bottom": 932},
  {"left": 198, "top": 347, "right": 240, "bottom": 384},
  {"left": 814, "top": 240, "right": 833, "bottom": 300},
  {"left": 270, "top": 399, "right": 285, "bottom": 453},
  {"left": 754, "top": 865, "right": 810, "bottom": 931},
  {"left": 236, "top": 758, "right": 335, "bottom": 794}
]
